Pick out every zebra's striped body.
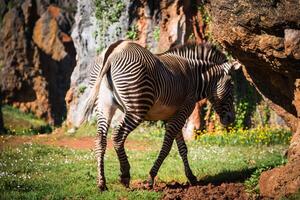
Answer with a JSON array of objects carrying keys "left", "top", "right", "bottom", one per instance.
[{"left": 78, "top": 40, "right": 240, "bottom": 190}]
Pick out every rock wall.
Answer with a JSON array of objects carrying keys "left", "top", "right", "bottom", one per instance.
[
  {"left": 203, "top": 0, "right": 300, "bottom": 197},
  {"left": 0, "top": 0, "right": 76, "bottom": 125},
  {"left": 204, "top": 0, "right": 300, "bottom": 131},
  {"left": 65, "top": 0, "right": 130, "bottom": 127},
  {"left": 66, "top": 0, "right": 202, "bottom": 127}
]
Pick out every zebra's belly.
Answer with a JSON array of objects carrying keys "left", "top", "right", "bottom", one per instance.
[{"left": 145, "top": 102, "right": 178, "bottom": 120}]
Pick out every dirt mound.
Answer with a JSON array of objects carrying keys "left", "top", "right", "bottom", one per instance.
[
  {"left": 259, "top": 160, "right": 300, "bottom": 198},
  {"left": 132, "top": 180, "right": 250, "bottom": 200}
]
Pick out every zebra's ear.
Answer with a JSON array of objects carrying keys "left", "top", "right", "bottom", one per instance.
[
  {"left": 225, "top": 60, "right": 242, "bottom": 75},
  {"left": 231, "top": 60, "right": 242, "bottom": 71}
]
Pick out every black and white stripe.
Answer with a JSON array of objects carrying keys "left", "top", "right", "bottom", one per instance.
[{"left": 80, "top": 40, "right": 239, "bottom": 190}]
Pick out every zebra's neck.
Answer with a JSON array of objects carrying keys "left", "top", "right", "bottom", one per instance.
[
  {"left": 194, "top": 62, "right": 232, "bottom": 101},
  {"left": 159, "top": 43, "right": 231, "bottom": 101}
]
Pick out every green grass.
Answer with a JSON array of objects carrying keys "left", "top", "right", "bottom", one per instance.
[
  {"left": 2, "top": 105, "right": 52, "bottom": 135},
  {"left": 0, "top": 128, "right": 289, "bottom": 200},
  {"left": 244, "top": 159, "right": 287, "bottom": 194},
  {"left": 282, "top": 191, "right": 300, "bottom": 200},
  {"left": 71, "top": 122, "right": 98, "bottom": 137},
  {"left": 73, "top": 121, "right": 165, "bottom": 139}
]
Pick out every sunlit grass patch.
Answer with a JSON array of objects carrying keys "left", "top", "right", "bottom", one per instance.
[
  {"left": 0, "top": 144, "right": 162, "bottom": 200},
  {"left": 70, "top": 122, "right": 97, "bottom": 137},
  {"left": 2, "top": 105, "right": 52, "bottom": 135},
  {"left": 72, "top": 120, "right": 165, "bottom": 141},
  {"left": 0, "top": 139, "right": 288, "bottom": 200}
]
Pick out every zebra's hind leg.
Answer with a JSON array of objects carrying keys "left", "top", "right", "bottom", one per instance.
[
  {"left": 95, "top": 80, "right": 118, "bottom": 191},
  {"left": 175, "top": 132, "right": 197, "bottom": 185},
  {"left": 95, "top": 110, "right": 110, "bottom": 191},
  {"left": 112, "top": 113, "right": 143, "bottom": 187}
]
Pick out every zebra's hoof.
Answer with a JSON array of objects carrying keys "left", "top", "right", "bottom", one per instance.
[
  {"left": 120, "top": 177, "right": 130, "bottom": 188},
  {"left": 98, "top": 184, "right": 108, "bottom": 192},
  {"left": 188, "top": 175, "right": 198, "bottom": 186},
  {"left": 144, "top": 176, "right": 154, "bottom": 189}
]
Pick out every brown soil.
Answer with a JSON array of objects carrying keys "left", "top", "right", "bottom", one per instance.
[
  {"left": 131, "top": 180, "right": 251, "bottom": 200},
  {"left": 0, "top": 128, "right": 150, "bottom": 151}
]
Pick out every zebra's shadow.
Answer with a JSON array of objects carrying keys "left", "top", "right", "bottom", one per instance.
[{"left": 130, "top": 167, "right": 256, "bottom": 192}]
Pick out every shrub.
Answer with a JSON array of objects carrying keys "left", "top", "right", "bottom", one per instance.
[
  {"left": 195, "top": 126, "right": 291, "bottom": 146},
  {"left": 153, "top": 26, "right": 160, "bottom": 42},
  {"left": 126, "top": 25, "right": 138, "bottom": 40}
]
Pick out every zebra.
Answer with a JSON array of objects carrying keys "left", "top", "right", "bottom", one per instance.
[{"left": 76, "top": 40, "right": 241, "bottom": 191}]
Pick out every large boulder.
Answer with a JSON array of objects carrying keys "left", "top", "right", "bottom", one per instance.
[
  {"left": 259, "top": 120, "right": 300, "bottom": 197},
  {"left": 205, "top": 0, "right": 300, "bottom": 131},
  {"left": 203, "top": 0, "right": 300, "bottom": 198},
  {"left": 0, "top": 0, "right": 76, "bottom": 125}
]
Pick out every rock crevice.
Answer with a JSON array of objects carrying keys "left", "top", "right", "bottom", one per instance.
[{"left": 0, "top": 0, "right": 76, "bottom": 125}]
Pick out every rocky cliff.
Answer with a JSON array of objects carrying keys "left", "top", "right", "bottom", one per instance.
[
  {"left": 205, "top": 0, "right": 300, "bottom": 131},
  {"left": 65, "top": 0, "right": 203, "bottom": 127},
  {"left": 0, "top": 0, "right": 76, "bottom": 125},
  {"left": 203, "top": 0, "right": 300, "bottom": 197},
  {"left": 1, "top": 0, "right": 284, "bottom": 131}
]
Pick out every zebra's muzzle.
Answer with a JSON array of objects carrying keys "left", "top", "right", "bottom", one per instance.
[{"left": 220, "top": 112, "right": 235, "bottom": 126}]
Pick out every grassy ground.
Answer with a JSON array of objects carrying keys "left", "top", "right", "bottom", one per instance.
[
  {"left": 0, "top": 128, "right": 289, "bottom": 200},
  {"left": 0, "top": 109, "right": 295, "bottom": 199},
  {"left": 2, "top": 105, "right": 52, "bottom": 135}
]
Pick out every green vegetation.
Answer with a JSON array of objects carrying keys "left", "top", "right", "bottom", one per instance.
[
  {"left": 196, "top": 127, "right": 291, "bottom": 146},
  {"left": 153, "top": 26, "right": 160, "bottom": 42},
  {"left": 2, "top": 105, "right": 52, "bottom": 135},
  {"left": 231, "top": 67, "right": 266, "bottom": 129},
  {"left": 244, "top": 164, "right": 281, "bottom": 194},
  {"left": 0, "top": 130, "right": 288, "bottom": 199},
  {"left": 126, "top": 25, "right": 139, "bottom": 40},
  {"left": 198, "top": 5, "right": 211, "bottom": 24},
  {"left": 78, "top": 84, "right": 87, "bottom": 95},
  {"left": 282, "top": 192, "right": 300, "bottom": 200},
  {"left": 73, "top": 120, "right": 165, "bottom": 139},
  {"left": 95, "top": 1, "right": 125, "bottom": 24},
  {"left": 94, "top": 0, "right": 125, "bottom": 51},
  {"left": 71, "top": 122, "right": 98, "bottom": 137},
  {"left": 234, "top": 100, "right": 249, "bottom": 129},
  {"left": 7, "top": 1, "right": 15, "bottom": 10}
]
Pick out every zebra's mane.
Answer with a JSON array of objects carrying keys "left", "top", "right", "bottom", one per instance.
[{"left": 162, "top": 42, "right": 228, "bottom": 65}]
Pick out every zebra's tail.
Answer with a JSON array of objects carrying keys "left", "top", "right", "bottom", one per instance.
[
  {"left": 76, "top": 40, "right": 125, "bottom": 127},
  {"left": 77, "top": 72, "right": 104, "bottom": 126}
]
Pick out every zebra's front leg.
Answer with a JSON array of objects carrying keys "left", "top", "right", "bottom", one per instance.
[
  {"left": 147, "top": 130, "right": 176, "bottom": 187},
  {"left": 175, "top": 132, "right": 197, "bottom": 185},
  {"left": 148, "top": 102, "right": 195, "bottom": 188},
  {"left": 112, "top": 113, "right": 143, "bottom": 187}
]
